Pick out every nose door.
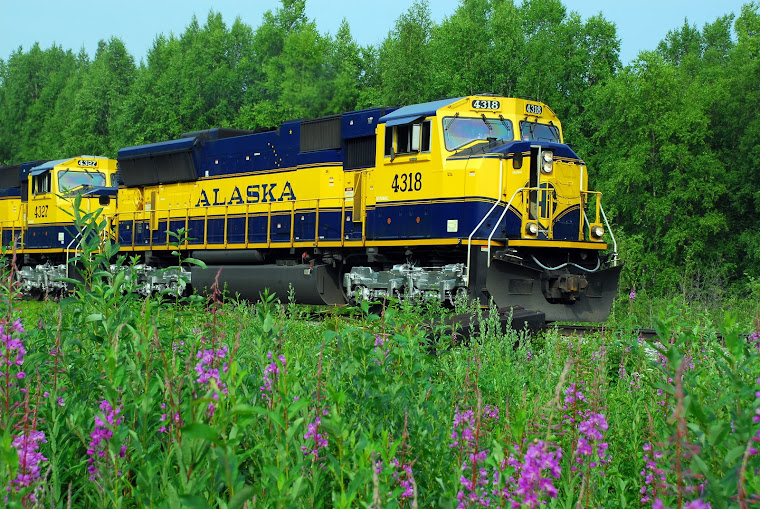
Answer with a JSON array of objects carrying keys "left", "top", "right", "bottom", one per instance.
[{"left": 529, "top": 146, "right": 555, "bottom": 238}]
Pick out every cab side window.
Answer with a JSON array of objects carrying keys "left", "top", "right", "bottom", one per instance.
[
  {"left": 384, "top": 120, "right": 431, "bottom": 157},
  {"left": 32, "top": 172, "right": 51, "bottom": 195}
]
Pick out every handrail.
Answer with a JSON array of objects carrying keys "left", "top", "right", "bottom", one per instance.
[
  {"left": 485, "top": 187, "right": 612, "bottom": 267},
  {"left": 64, "top": 228, "right": 85, "bottom": 278},
  {"left": 599, "top": 202, "right": 618, "bottom": 266},
  {"left": 109, "top": 187, "right": 614, "bottom": 269},
  {"left": 465, "top": 158, "right": 503, "bottom": 286},
  {"left": 486, "top": 187, "right": 526, "bottom": 267}
]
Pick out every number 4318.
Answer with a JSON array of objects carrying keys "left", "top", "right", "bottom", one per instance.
[{"left": 391, "top": 172, "right": 422, "bottom": 193}]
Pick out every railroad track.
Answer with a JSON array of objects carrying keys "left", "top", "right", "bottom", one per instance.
[
  {"left": 296, "top": 306, "right": 747, "bottom": 344},
  {"left": 551, "top": 324, "right": 659, "bottom": 340}
]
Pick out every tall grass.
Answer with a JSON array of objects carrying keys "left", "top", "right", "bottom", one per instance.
[{"left": 0, "top": 209, "right": 758, "bottom": 507}]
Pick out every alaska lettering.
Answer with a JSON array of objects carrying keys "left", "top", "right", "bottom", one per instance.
[{"left": 196, "top": 181, "right": 297, "bottom": 207}]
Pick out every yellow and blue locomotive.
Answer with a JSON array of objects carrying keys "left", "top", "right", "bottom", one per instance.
[
  {"left": 0, "top": 156, "right": 119, "bottom": 297},
  {"left": 1, "top": 95, "right": 620, "bottom": 321}
]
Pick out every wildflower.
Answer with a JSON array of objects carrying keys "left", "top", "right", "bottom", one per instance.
[
  {"left": 684, "top": 500, "right": 711, "bottom": 509},
  {"left": 194, "top": 341, "right": 229, "bottom": 418},
  {"left": 629, "top": 290, "right": 637, "bottom": 300},
  {"left": 450, "top": 405, "right": 499, "bottom": 507},
  {"left": 750, "top": 378, "right": 760, "bottom": 455},
  {"left": 1, "top": 319, "right": 26, "bottom": 386},
  {"left": 562, "top": 383, "right": 610, "bottom": 473},
  {"left": 87, "top": 400, "right": 124, "bottom": 481},
  {"left": 573, "top": 412, "right": 610, "bottom": 470},
  {"left": 374, "top": 333, "right": 391, "bottom": 365},
  {"left": 391, "top": 457, "right": 416, "bottom": 500},
  {"left": 260, "top": 352, "right": 286, "bottom": 402},
  {"left": 563, "top": 382, "right": 586, "bottom": 407},
  {"left": 502, "top": 440, "right": 562, "bottom": 508},
  {"left": 749, "top": 331, "right": 760, "bottom": 353},
  {"left": 653, "top": 499, "right": 711, "bottom": 509},
  {"left": 562, "top": 382, "right": 586, "bottom": 425},
  {"left": 9, "top": 430, "right": 47, "bottom": 499},
  {"left": 640, "top": 442, "right": 666, "bottom": 503},
  {"left": 301, "top": 416, "right": 329, "bottom": 461}
]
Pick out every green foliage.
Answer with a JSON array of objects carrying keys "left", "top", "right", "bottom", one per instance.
[
  {"left": 1, "top": 0, "right": 760, "bottom": 295},
  {"left": 0, "top": 199, "right": 759, "bottom": 506}
]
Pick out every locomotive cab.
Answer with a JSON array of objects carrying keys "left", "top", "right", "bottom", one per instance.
[{"left": 25, "top": 157, "right": 118, "bottom": 236}]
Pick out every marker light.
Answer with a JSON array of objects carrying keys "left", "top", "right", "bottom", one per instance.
[{"left": 526, "top": 222, "right": 539, "bottom": 235}]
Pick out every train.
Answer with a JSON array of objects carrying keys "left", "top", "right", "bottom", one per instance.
[{"left": 0, "top": 95, "right": 621, "bottom": 322}]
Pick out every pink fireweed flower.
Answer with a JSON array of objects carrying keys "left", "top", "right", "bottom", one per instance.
[
  {"left": 563, "top": 382, "right": 586, "bottom": 407},
  {"left": 502, "top": 440, "right": 563, "bottom": 508},
  {"left": 748, "top": 331, "right": 760, "bottom": 353},
  {"left": 194, "top": 342, "right": 229, "bottom": 417},
  {"left": 391, "top": 457, "right": 416, "bottom": 500},
  {"left": 1, "top": 319, "right": 26, "bottom": 386},
  {"left": 302, "top": 415, "right": 329, "bottom": 462},
  {"left": 563, "top": 383, "right": 610, "bottom": 473},
  {"left": 374, "top": 333, "right": 391, "bottom": 365},
  {"left": 450, "top": 405, "right": 500, "bottom": 507},
  {"left": 260, "top": 352, "right": 286, "bottom": 402},
  {"left": 9, "top": 430, "right": 47, "bottom": 498},
  {"left": 573, "top": 412, "right": 610, "bottom": 470},
  {"left": 653, "top": 499, "right": 711, "bottom": 509},
  {"left": 158, "top": 408, "right": 182, "bottom": 434},
  {"left": 562, "top": 382, "right": 586, "bottom": 425},
  {"left": 750, "top": 378, "right": 760, "bottom": 455},
  {"left": 87, "top": 400, "right": 124, "bottom": 481},
  {"left": 640, "top": 442, "right": 666, "bottom": 503}
]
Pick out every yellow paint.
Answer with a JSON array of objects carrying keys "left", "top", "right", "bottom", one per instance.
[
  {"left": 507, "top": 239, "right": 607, "bottom": 250},
  {"left": 0, "top": 156, "right": 119, "bottom": 254},
  {"left": 1, "top": 97, "right": 610, "bottom": 261}
]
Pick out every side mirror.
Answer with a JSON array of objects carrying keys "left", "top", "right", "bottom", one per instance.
[{"left": 513, "top": 153, "right": 523, "bottom": 169}]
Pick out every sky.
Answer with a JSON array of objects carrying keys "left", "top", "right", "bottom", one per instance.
[{"left": 0, "top": 0, "right": 750, "bottom": 65}]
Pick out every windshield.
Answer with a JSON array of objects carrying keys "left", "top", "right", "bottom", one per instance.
[
  {"left": 58, "top": 170, "right": 106, "bottom": 193},
  {"left": 443, "top": 117, "right": 514, "bottom": 151},
  {"left": 519, "top": 121, "right": 561, "bottom": 143}
]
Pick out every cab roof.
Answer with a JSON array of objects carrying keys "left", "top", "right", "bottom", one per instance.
[{"left": 379, "top": 97, "right": 465, "bottom": 126}]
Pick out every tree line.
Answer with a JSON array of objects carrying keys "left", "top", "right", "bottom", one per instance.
[{"left": 1, "top": 0, "right": 758, "bottom": 296}]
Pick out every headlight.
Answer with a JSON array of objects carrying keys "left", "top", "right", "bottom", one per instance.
[
  {"left": 541, "top": 162, "right": 553, "bottom": 174},
  {"left": 542, "top": 151, "right": 553, "bottom": 163},
  {"left": 526, "top": 222, "right": 539, "bottom": 235},
  {"left": 591, "top": 225, "right": 605, "bottom": 238}
]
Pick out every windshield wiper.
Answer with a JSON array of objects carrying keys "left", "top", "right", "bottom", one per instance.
[
  {"left": 480, "top": 113, "right": 489, "bottom": 127},
  {"left": 498, "top": 115, "right": 513, "bottom": 141}
]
